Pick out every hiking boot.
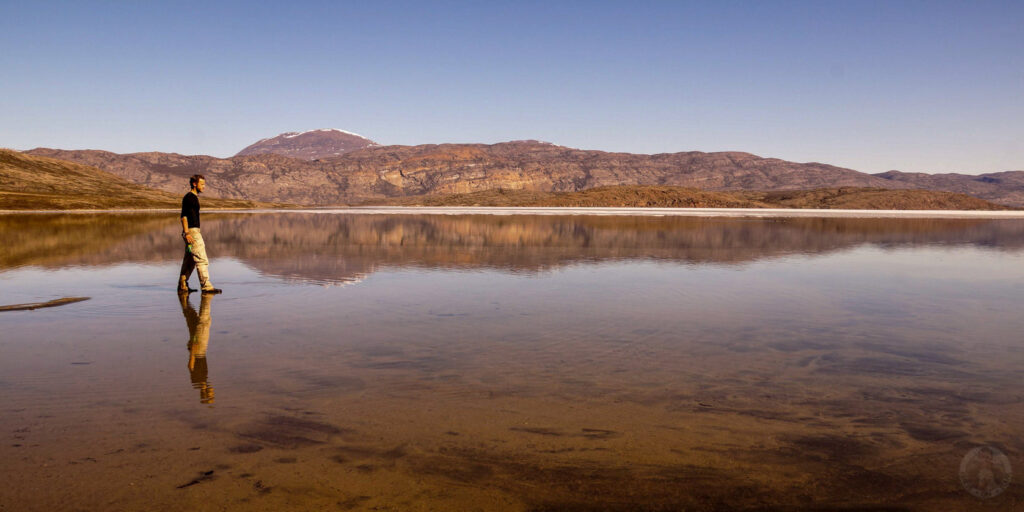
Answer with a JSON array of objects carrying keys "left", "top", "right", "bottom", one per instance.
[{"left": 201, "top": 287, "right": 223, "bottom": 294}]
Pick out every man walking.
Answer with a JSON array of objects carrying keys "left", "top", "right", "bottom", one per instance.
[{"left": 178, "top": 174, "right": 222, "bottom": 294}]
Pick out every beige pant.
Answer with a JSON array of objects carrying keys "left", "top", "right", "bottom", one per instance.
[{"left": 179, "top": 227, "right": 213, "bottom": 290}]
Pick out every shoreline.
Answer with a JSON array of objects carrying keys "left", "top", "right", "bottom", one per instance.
[{"left": 4, "top": 205, "right": 1024, "bottom": 218}]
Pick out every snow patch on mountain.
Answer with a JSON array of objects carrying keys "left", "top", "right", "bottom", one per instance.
[
  {"left": 280, "top": 128, "right": 373, "bottom": 140},
  {"left": 235, "top": 128, "right": 380, "bottom": 160}
]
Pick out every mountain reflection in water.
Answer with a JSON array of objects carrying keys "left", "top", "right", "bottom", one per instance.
[{"left": 3, "top": 213, "right": 1024, "bottom": 283}]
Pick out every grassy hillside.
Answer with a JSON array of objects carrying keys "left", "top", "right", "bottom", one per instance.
[
  {"left": 361, "top": 185, "right": 1014, "bottom": 210},
  {"left": 0, "top": 149, "right": 270, "bottom": 210}
]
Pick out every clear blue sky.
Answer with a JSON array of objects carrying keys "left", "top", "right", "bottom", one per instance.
[{"left": 2, "top": 1, "right": 1021, "bottom": 174}]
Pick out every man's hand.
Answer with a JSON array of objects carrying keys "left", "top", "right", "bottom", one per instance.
[{"left": 183, "top": 232, "right": 195, "bottom": 245}]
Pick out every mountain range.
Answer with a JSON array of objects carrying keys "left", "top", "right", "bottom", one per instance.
[{"left": 18, "top": 129, "right": 1024, "bottom": 207}]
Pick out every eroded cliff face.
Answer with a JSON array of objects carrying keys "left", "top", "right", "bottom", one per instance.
[{"left": 25, "top": 142, "right": 920, "bottom": 206}]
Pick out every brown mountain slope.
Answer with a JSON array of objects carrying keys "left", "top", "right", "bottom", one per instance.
[
  {"left": 0, "top": 149, "right": 267, "bottom": 210},
  {"left": 235, "top": 128, "right": 379, "bottom": 160},
  {"left": 874, "top": 170, "right": 1024, "bottom": 207},
  {"left": 25, "top": 142, "right": 918, "bottom": 206},
  {"left": 364, "top": 185, "right": 1011, "bottom": 210}
]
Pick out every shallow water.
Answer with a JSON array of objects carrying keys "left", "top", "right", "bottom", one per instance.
[{"left": 2, "top": 212, "right": 1023, "bottom": 511}]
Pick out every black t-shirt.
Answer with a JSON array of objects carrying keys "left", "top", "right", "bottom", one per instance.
[{"left": 181, "top": 192, "right": 200, "bottom": 229}]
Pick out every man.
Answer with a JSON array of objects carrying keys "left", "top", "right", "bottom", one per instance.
[{"left": 178, "top": 174, "right": 222, "bottom": 294}]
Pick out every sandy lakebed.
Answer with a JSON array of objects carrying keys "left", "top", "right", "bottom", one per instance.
[{"left": 1, "top": 210, "right": 1022, "bottom": 511}]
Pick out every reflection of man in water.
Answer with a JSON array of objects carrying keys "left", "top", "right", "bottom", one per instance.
[{"left": 179, "top": 292, "right": 215, "bottom": 404}]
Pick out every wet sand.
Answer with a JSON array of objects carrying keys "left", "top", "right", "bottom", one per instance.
[
  {"left": 1, "top": 213, "right": 1022, "bottom": 511},
  {"left": 0, "top": 296, "right": 89, "bottom": 311}
]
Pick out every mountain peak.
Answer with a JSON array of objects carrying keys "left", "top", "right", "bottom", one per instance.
[{"left": 236, "top": 129, "right": 379, "bottom": 160}]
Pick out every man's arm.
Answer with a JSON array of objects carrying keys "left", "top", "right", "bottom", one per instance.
[{"left": 181, "top": 216, "right": 194, "bottom": 244}]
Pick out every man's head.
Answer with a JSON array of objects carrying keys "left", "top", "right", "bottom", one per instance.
[{"left": 189, "top": 174, "right": 206, "bottom": 194}]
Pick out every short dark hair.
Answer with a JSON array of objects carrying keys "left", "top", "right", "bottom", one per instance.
[{"left": 189, "top": 174, "right": 206, "bottom": 188}]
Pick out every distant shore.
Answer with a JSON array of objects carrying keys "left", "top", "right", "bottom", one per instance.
[{"left": 5, "top": 206, "right": 1024, "bottom": 219}]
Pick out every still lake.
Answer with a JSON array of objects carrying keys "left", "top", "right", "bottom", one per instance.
[{"left": 2, "top": 211, "right": 1023, "bottom": 511}]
